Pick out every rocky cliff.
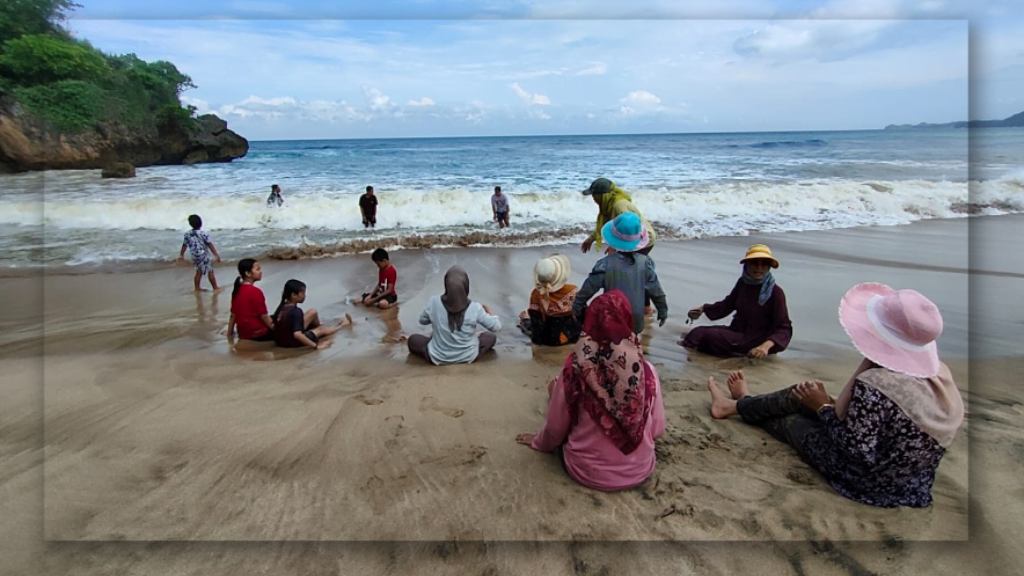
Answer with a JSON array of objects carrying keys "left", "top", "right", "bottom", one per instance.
[{"left": 0, "top": 95, "right": 248, "bottom": 173}]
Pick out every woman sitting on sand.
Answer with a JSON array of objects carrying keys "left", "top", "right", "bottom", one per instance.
[
  {"left": 516, "top": 290, "right": 665, "bottom": 491},
  {"left": 226, "top": 258, "right": 274, "bottom": 341},
  {"left": 272, "top": 279, "right": 351, "bottom": 350},
  {"left": 681, "top": 244, "right": 792, "bottom": 358},
  {"left": 407, "top": 266, "right": 501, "bottom": 365},
  {"left": 706, "top": 283, "right": 964, "bottom": 508},
  {"left": 518, "top": 254, "right": 582, "bottom": 346}
]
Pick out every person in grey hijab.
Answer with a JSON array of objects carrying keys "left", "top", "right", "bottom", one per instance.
[{"left": 407, "top": 266, "right": 502, "bottom": 365}]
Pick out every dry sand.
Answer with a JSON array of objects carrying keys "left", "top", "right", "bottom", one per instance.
[{"left": 1, "top": 215, "right": 1021, "bottom": 575}]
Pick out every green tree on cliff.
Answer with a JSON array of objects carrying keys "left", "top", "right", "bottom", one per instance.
[
  {"left": 0, "top": 0, "right": 77, "bottom": 43},
  {"left": 0, "top": 0, "right": 198, "bottom": 132}
]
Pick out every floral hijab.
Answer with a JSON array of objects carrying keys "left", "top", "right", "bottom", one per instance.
[{"left": 563, "top": 290, "right": 656, "bottom": 454}]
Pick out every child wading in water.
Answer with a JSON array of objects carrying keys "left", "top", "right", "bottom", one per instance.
[
  {"left": 178, "top": 214, "right": 222, "bottom": 292},
  {"left": 273, "top": 280, "right": 352, "bottom": 350}
]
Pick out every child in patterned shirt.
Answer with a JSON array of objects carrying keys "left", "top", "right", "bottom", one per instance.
[{"left": 177, "top": 214, "right": 222, "bottom": 292}]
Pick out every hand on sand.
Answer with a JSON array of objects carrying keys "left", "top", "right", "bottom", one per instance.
[
  {"left": 791, "top": 381, "right": 830, "bottom": 412},
  {"left": 515, "top": 433, "right": 536, "bottom": 446},
  {"left": 748, "top": 345, "right": 770, "bottom": 359}
]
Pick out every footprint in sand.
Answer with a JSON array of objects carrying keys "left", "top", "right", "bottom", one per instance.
[
  {"left": 354, "top": 394, "right": 385, "bottom": 405},
  {"left": 420, "top": 396, "right": 464, "bottom": 418},
  {"left": 786, "top": 468, "right": 818, "bottom": 485}
]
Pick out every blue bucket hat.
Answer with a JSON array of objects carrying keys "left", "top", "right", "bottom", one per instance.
[{"left": 601, "top": 212, "right": 650, "bottom": 253}]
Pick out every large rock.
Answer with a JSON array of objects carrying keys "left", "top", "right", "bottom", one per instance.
[
  {"left": 0, "top": 95, "right": 249, "bottom": 173},
  {"left": 101, "top": 162, "right": 136, "bottom": 178}
]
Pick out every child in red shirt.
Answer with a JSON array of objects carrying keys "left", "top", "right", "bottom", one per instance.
[
  {"left": 361, "top": 248, "right": 398, "bottom": 309},
  {"left": 226, "top": 258, "right": 274, "bottom": 341}
]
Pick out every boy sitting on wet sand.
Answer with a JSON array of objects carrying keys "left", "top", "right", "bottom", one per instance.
[{"left": 361, "top": 248, "right": 398, "bottom": 309}]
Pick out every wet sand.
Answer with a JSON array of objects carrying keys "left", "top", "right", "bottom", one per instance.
[{"left": 1, "top": 216, "right": 1021, "bottom": 574}]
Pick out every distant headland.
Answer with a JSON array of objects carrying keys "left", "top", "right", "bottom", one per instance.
[{"left": 884, "top": 110, "right": 1024, "bottom": 131}]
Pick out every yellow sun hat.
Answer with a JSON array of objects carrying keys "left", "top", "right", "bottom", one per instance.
[{"left": 739, "top": 244, "right": 779, "bottom": 268}]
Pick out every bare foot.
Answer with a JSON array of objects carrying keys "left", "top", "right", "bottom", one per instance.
[
  {"left": 212, "top": 287, "right": 225, "bottom": 294},
  {"left": 340, "top": 313, "right": 353, "bottom": 326},
  {"left": 726, "top": 370, "right": 750, "bottom": 400},
  {"left": 707, "top": 376, "right": 739, "bottom": 419}
]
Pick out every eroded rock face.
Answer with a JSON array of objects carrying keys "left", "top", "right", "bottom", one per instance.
[
  {"left": 0, "top": 96, "right": 249, "bottom": 173},
  {"left": 101, "top": 162, "right": 136, "bottom": 178}
]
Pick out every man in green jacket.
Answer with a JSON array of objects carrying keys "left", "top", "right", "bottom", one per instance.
[
  {"left": 581, "top": 177, "right": 658, "bottom": 314},
  {"left": 580, "top": 177, "right": 657, "bottom": 255}
]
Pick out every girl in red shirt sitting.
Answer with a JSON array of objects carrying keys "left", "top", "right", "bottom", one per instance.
[{"left": 226, "top": 259, "right": 274, "bottom": 341}]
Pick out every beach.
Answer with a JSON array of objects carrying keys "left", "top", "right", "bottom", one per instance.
[{"left": 1, "top": 214, "right": 1021, "bottom": 574}]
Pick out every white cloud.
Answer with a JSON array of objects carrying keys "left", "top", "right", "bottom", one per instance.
[
  {"left": 527, "top": 109, "right": 552, "bottom": 121},
  {"left": 362, "top": 87, "right": 392, "bottom": 110},
  {"left": 407, "top": 97, "right": 435, "bottom": 107},
  {"left": 510, "top": 82, "right": 551, "bottom": 105},
  {"left": 732, "top": 21, "right": 898, "bottom": 63},
  {"left": 576, "top": 62, "right": 608, "bottom": 76},
  {"left": 239, "top": 95, "right": 298, "bottom": 107},
  {"left": 621, "top": 90, "right": 661, "bottom": 106}
]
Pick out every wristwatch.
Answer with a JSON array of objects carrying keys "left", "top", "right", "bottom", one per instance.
[{"left": 817, "top": 403, "right": 835, "bottom": 415}]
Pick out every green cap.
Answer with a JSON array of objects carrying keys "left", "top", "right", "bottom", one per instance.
[{"left": 582, "top": 177, "right": 614, "bottom": 196}]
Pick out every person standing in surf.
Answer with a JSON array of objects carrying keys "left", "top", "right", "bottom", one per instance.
[
  {"left": 359, "top": 185, "right": 378, "bottom": 229},
  {"left": 491, "top": 185, "right": 510, "bottom": 229},
  {"left": 266, "top": 184, "right": 283, "bottom": 207}
]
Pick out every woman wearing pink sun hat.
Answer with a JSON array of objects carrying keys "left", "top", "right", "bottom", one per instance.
[{"left": 705, "top": 283, "right": 964, "bottom": 508}]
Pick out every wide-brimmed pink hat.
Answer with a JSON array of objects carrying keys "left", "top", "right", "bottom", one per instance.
[{"left": 838, "top": 282, "right": 943, "bottom": 378}]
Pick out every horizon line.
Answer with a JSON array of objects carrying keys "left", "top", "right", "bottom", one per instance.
[{"left": 246, "top": 127, "right": 893, "bottom": 143}]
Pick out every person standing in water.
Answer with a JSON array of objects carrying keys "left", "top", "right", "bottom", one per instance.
[
  {"left": 266, "top": 184, "right": 283, "bottom": 207},
  {"left": 360, "top": 185, "right": 378, "bottom": 229},
  {"left": 491, "top": 186, "right": 510, "bottom": 229}
]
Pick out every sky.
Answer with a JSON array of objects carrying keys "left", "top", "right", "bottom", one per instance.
[{"left": 63, "top": 0, "right": 1021, "bottom": 140}]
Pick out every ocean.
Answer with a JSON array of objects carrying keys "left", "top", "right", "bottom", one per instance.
[{"left": 3, "top": 128, "right": 1022, "bottom": 273}]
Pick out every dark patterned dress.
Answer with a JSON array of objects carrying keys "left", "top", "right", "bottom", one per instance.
[{"left": 737, "top": 381, "right": 946, "bottom": 508}]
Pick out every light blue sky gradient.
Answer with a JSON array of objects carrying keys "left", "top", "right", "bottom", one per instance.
[{"left": 64, "top": 0, "right": 1020, "bottom": 140}]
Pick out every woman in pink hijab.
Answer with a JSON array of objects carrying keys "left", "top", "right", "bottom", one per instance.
[
  {"left": 516, "top": 289, "right": 665, "bottom": 491},
  {"left": 706, "top": 283, "right": 964, "bottom": 507}
]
